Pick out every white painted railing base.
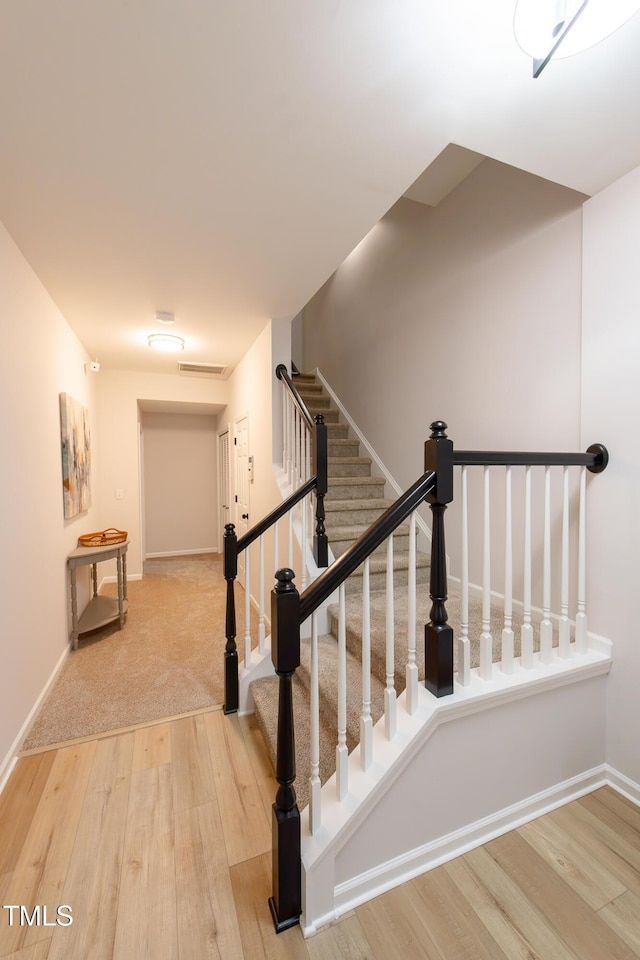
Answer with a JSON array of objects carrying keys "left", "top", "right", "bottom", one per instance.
[
  {"left": 238, "top": 641, "right": 276, "bottom": 716},
  {"left": 300, "top": 641, "right": 612, "bottom": 937}
]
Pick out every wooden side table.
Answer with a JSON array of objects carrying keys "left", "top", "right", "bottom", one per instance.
[{"left": 67, "top": 540, "right": 129, "bottom": 650}]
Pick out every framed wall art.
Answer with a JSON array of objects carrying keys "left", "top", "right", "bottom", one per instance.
[{"left": 59, "top": 393, "right": 91, "bottom": 518}]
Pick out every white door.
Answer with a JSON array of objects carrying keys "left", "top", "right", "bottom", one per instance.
[
  {"left": 219, "top": 430, "right": 230, "bottom": 542},
  {"left": 235, "top": 416, "right": 250, "bottom": 585}
]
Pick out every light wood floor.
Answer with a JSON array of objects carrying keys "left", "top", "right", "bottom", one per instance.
[{"left": 2, "top": 710, "right": 640, "bottom": 959}]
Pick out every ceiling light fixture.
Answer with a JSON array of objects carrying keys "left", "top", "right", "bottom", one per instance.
[
  {"left": 155, "top": 311, "right": 176, "bottom": 324},
  {"left": 148, "top": 333, "right": 185, "bottom": 353},
  {"left": 514, "top": 0, "right": 640, "bottom": 77}
]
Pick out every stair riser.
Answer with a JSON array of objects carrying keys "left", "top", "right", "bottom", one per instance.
[
  {"left": 326, "top": 504, "right": 389, "bottom": 525},
  {"left": 308, "top": 408, "right": 340, "bottom": 423},
  {"left": 327, "top": 442, "right": 360, "bottom": 458},
  {"left": 343, "top": 562, "right": 430, "bottom": 595},
  {"left": 299, "top": 394, "right": 331, "bottom": 408},
  {"left": 327, "top": 461, "right": 372, "bottom": 478},
  {"left": 326, "top": 424, "right": 349, "bottom": 439},
  {"left": 327, "top": 484, "right": 386, "bottom": 501},
  {"left": 331, "top": 532, "right": 411, "bottom": 557}
]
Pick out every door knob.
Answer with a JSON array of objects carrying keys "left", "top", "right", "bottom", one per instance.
[{"left": 242, "top": 513, "right": 249, "bottom": 519}]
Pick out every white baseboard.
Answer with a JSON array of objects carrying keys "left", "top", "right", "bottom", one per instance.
[
  {"left": 304, "top": 762, "right": 640, "bottom": 937},
  {"left": 100, "top": 573, "right": 143, "bottom": 586},
  {"left": 145, "top": 548, "right": 219, "bottom": 558},
  {"left": 0, "top": 642, "right": 71, "bottom": 795},
  {"left": 306, "top": 765, "right": 608, "bottom": 935},
  {"left": 605, "top": 765, "right": 640, "bottom": 806}
]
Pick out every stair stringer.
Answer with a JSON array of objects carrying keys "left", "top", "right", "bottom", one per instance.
[{"left": 300, "top": 646, "right": 611, "bottom": 936}]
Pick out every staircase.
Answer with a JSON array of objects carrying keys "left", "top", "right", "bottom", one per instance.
[{"left": 250, "top": 373, "right": 500, "bottom": 809}]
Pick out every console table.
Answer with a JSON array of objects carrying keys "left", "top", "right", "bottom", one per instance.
[{"left": 67, "top": 540, "right": 129, "bottom": 650}]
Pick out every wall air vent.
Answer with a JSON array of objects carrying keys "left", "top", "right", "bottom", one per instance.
[{"left": 178, "top": 361, "right": 227, "bottom": 376}]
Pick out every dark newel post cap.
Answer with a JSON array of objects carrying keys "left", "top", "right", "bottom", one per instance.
[
  {"left": 314, "top": 413, "right": 325, "bottom": 425},
  {"left": 225, "top": 522, "right": 236, "bottom": 535},
  {"left": 275, "top": 567, "right": 296, "bottom": 592},
  {"left": 429, "top": 421, "right": 448, "bottom": 440}
]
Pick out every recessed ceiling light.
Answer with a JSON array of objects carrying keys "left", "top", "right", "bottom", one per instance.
[
  {"left": 148, "top": 333, "right": 185, "bottom": 353},
  {"left": 155, "top": 311, "right": 176, "bottom": 324}
]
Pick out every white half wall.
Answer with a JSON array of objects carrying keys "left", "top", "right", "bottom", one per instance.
[
  {"left": 581, "top": 161, "right": 640, "bottom": 785},
  {"left": 142, "top": 412, "right": 218, "bottom": 556},
  {"left": 0, "top": 218, "right": 99, "bottom": 773}
]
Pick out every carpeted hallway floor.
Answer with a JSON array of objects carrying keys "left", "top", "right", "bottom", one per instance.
[{"left": 22, "top": 553, "right": 256, "bottom": 749}]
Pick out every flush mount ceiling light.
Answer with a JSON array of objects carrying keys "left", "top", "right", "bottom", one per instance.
[
  {"left": 155, "top": 311, "right": 176, "bottom": 324},
  {"left": 148, "top": 333, "right": 185, "bottom": 353},
  {"left": 514, "top": 0, "right": 640, "bottom": 77}
]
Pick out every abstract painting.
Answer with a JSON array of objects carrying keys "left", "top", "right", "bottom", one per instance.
[{"left": 60, "top": 393, "right": 91, "bottom": 518}]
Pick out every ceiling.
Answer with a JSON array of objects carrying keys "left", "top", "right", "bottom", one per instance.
[{"left": 1, "top": 1, "right": 640, "bottom": 376}]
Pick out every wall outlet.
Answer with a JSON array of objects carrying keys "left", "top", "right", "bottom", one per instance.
[{"left": 115, "top": 488, "right": 124, "bottom": 500}]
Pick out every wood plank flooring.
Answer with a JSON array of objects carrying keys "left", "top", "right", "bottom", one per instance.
[{"left": 2, "top": 708, "right": 640, "bottom": 959}]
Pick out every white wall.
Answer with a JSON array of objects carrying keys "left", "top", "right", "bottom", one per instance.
[
  {"left": 96, "top": 371, "right": 227, "bottom": 577},
  {"left": 220, "top": 319, "right": 294, "bottom": 598},
  {"left": 582, "top": 161, "right": 640, "bottom": 787},
  {"left": 143, "top": 412, "right": 218, "bottom": 557},
  {"left": 0, "top": 220, "right": 99, "bottom": 775},
  {"left": 302, "top": 159, "right": 586, "bottom": 605}
]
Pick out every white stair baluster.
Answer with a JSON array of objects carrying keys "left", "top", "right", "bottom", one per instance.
[
  {"left": 309, "top": 613, "right": 321, "bottom": 834},
  {"left": 360, "top": 557, "right": 373, "bottom": 770},
  {"left": 301, "top": 488, "right": 307, "bottom": 591},
  {"left": 458, "top": 466, "right": 471, "bottom": 686},
  {"left": 281, "top": 381, "right": 286, "bottom": 470},
  {"left": 480, "top": 466, "right": 493, "bottom": 680},
  {"left": 293, "top": 407, "right": 299, "bottom": 485},
  {"left": 540, "top": 465, "right": 553, "bottom": 663},
  {"left": 288, "top": 510, "right": 293, "bottom": 570},
  {"left": 559, "top": 465, "right": 571, "bottom": 658},
  {"left": 258, "top": 534, "right": 265, "bottom": 655},
  {"left": 521, "top": 466, "right": 534, "bottom": 668},
  {"left": 406, "top": 513, "right": 420, "bottom": 711},
  {"left": 244, "top": 547, "right": 251, "bottom": 668},
  {"left": 336, "top": 583, "right": 348, "bottom": 801},
  {"left": 575, "top": 466, "right": 588, "bottom": 653},
  {"left": 502, "top": 466, "right": 514, "bottom": 673},
  {"left": 285, "top": 393, "right": 292, "bottom": 483},
  {"left": 273, "top": 518, "right": 279, "bottom": 574},
  {"left": 385, "top": 535, "right": 397, "bottom": 740}
]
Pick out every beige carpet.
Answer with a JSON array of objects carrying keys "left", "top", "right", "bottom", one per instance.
[{"left": 23, "top": 553, "right": 257, "bottom": 749}]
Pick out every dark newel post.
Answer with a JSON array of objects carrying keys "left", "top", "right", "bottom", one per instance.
[
  {"left": 424, "top": 421, "right": 454, "bottom": 697},
  {"left": 223, "top": 523, "right": 239, "bottom": 715},
  {"left": 268, "top": 568, "right": 302, "bottom": 933},
  {"left": 312, "top": 413, "right": 329, "bottom": 568}
]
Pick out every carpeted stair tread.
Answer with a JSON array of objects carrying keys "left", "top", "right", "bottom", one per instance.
[
  {"left": 327, "top": 584, "right": 532, "bottom": 691},
  {"left": 326, "top": 477, "right": 387, "bottom": 500},
  {"left": 251, "top": 669, "right": 340, "bottom": 813},
  {"left": 298, "top": 633, "right": 386, "bottom": 750}
]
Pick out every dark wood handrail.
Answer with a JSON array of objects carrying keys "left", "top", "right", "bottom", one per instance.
[
  {"left": 276, "top": 363, "right": 315, "bottom": 431},
  {"left": 453, "top": 443, "right": 608, "bottom": 473},
  {"left": 236, "top": 476, "right": 317, "bottom": 553},
  {"left": 299, "top": 469, "right": 436, "bottom": 622}
]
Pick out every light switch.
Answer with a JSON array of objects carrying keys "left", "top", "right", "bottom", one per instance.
[{"left": 115, "top": 488, "right": 124, "bottom": 500}]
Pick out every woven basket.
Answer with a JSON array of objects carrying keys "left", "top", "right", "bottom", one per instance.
[{"left": 78, "top": 528, "right": 128, "bottom": 547}]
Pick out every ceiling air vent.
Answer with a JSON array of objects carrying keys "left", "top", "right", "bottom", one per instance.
[{"left": 178, "top": 361, "right": 227, "bottom": 376}]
